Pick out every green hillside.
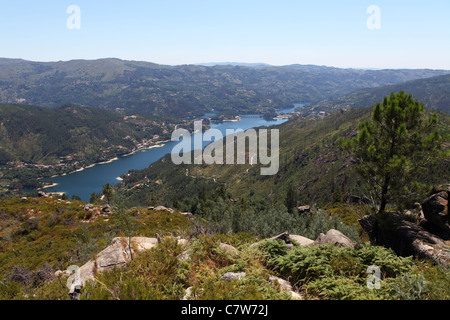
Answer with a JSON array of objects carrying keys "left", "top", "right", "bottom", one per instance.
[
  {"left": 1, "top": 58, "right": 448, "bottom": 117},
  {"left": 114, "top": 106, "right": 450, "bottom": 210},
  {"left": 0, "top": 103, "right": 174, "bottom": 192},
  {"left": 307, "top": 74, "right": 450, "bottom": 115}
]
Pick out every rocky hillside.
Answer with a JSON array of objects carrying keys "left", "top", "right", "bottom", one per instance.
[{"left": 0, "top": 191, "right": 449, "bottom": 301}]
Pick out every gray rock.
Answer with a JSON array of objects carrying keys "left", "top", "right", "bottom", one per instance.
[
  {"left": 154, "top": 206, "right": 175, "bottom": 213},
  {"left": 180, "top": 212, "right": 194, "bottom": 218},
  {"left": 219, "top": 243, "right": 239, "bottom": 255},
  {"left": 221, "top": 272, "right": 246, "bottom": 282},
  {"left": 290, "top": 235, "right": 314, "bottom": 246},
  {"left": 268, "top": 275, "right": 293, "bottom": 292},
  {"left": 268, "top": 275, "right": 302, "bottom": 300},
  {"left": 314, "top": 229, "right": 355, "bottom": 248},
  {"left": 78, "top": 260, "right": 95, "bottom": 287}
]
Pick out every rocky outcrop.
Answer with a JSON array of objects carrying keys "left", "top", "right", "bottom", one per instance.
[
  {"left": 314, "top": 229, "right": 355, "bottom": 248},
  {"left": 420, "top": 187, "right": 449, "bottom": 240},
  {"left": 359, "top": 213, "right": 450, "bottom": 266},
  {"left": 72, "top": 236, "right": 186, "bottom": 297}
]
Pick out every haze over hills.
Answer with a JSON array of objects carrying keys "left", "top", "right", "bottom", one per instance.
[{"left": 1, "top": 58, "right": 449, "bottom": 118}]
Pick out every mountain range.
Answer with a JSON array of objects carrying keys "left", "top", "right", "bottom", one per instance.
[{"left": 1, "top": 58, "right": 449, "bottom": 117}]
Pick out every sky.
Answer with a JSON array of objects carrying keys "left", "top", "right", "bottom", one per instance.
[{"left": 0, "top": 0, "right": 449, "bottom": 69}]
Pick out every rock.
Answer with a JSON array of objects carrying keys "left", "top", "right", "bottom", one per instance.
[
  {"left": 431, "top": 184, "right": 450, "bottom": 194},
  {"left": 314, "top": 229, "right": 355, "bottom": 248},
  {"left": 269, "top": 232, "right": 291, "bottom": 244},
  {"left": 154, "top": 206, "right": 174, "bottom": 213},
  {"left": 290, "top": 235, "right": 314, "bottom": 246},
  {"left": 180, "top": 212, "right": 194, "bottom": 218},
  {"left": 78, "top": 260, "right": 95, "bottom": 287},
  {"left": 342, "top": 194, "right": 371, "bottom": 205},
  {"left": 268, "top": 276, "right": 303, "bottom": 300},
  {"left": 421, "top": 191, "right": 449, "bottom": 239},
  {"left": 268, "top": 276, "right": 293, "bottom": 292},
  {"left": 218, "top": 243, "right": 239, "bottom": 255},
  {"left": 101, "top": 205, "right": 111, "bottom": 214},
  {"left": 358, "top": 215, "right": 377, "bottom": 244},
  {"left": 95, "top": 240, "right": 130, "bottom": 272},
  {"left": 359, "top": 213, "right": 450, "bottom": 266},
  {"left": 297, "top": 205, "right": 311, "bottom": 214},
  {"left": 182, "top": 286, "right": 194, "bottom": 300},
  {"left": 221, "top": 272, "right": 246, "bottom": 282},
  {"left": 95, "top": 237, "right": 159, "bottom": 273},
  {"left": 177, "top": 238, "right": 189, "bottom": 247},
  {"left": 84, "top": 204, "right": 94, "bottom": 211},
  {"left": 251, "top": 232, "right": 294, "bottom": 249},
  {"left": 290, "top": 291, "right": 303, "bottom": 300}
]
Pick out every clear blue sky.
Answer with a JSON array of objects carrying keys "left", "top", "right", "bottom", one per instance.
[{"left": 1, "top": 0, "right": 449, "bottom": 69}]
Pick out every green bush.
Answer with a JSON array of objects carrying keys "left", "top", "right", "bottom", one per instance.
[{"left": 259, "top": 242, "right": 416, "bottom": 300}]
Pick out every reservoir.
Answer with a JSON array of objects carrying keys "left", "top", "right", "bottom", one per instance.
[{"left": 44, "top": 104, "right": 303, "bottom": 201}]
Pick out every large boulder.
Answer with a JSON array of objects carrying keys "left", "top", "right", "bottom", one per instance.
[
  {"left": 359, "top": 213, "right": 450, "bottom": 266},
  {"left": 314, "top": 229, "right": 355, "bottom": 248},
  {"left": 77, "top": 237, "right": 160, "bottom": 286},
  {"left": 420, "top": 190, "right": 449, "bottom": 240}
]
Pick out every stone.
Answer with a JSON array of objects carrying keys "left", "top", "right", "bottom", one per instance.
[
  {"left": 154, "top": 206, "right": 174, "bottom": 213},
  {"left": 78, "top": 260, "right": 95, "bottom": 286},
  {"left": 95, "top": 237, "right": 159, "bottom": 273},
  {"left": 182, "top": 287, "right": 194, "bottom": 300},
  {"left": 101, "top": 205, "right": 111, "bottom": 214},
  {"left": 269, "top": 232, "right": 291, "bottom": 244},
  {"left": 297, "top": 205, "right": 311, "bottom": 214},
  {"left": 314, "top": 229, "right": 355, "bottom": 248},
  {"left": 268, "top": 276, "right": 293, "bottom": 292},
  {"left": 268, "top": 275, "right": 302, "bottom": 300},
  {"left": 95, "top": 240, "right": 130, "bottom": 272},
  {"left": 251, "top": 232, "right": 293, "bottom": 249},
  {"left": 218, "top": 243, "right": 239, "bottom": 255},
  {"left": 290, "top": 235, "right": 314, "bottom": 246},
  {"left": 221, "top": 272, "right": 246, "bottom": 282},
  {"left": 180, "top": 212, "right": 194, "bottom": 218},
  {"left": 421, "top": 191, "right": 449, "bottom": 239}
]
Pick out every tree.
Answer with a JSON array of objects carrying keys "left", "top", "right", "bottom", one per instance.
[
  {"left": 340, "top": 91, "right": 444, "bottom": 214},
  {"left": 102, "top": 183, "right": 114, "bottom": 204},
  {"left": 285, "top": 184, "right": 298, "bottom": 214}
]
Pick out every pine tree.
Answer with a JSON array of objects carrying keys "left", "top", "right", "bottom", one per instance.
[{"left": 340, "top": 91, "right": 444, "bottom": 214}]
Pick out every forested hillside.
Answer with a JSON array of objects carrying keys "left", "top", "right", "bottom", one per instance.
[
  {"left": 1, "top": 58, "right": 448, "bottom": 117},
  {"left": 307, "top": 74, "right": 450, "bottom": 115},
  {"left": 114, "top": 107, "right": 450, "bottom": 210}
]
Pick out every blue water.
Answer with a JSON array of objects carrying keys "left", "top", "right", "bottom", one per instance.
[{"left": 44, "top": 105, "right": 303, "bottom": 201}]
